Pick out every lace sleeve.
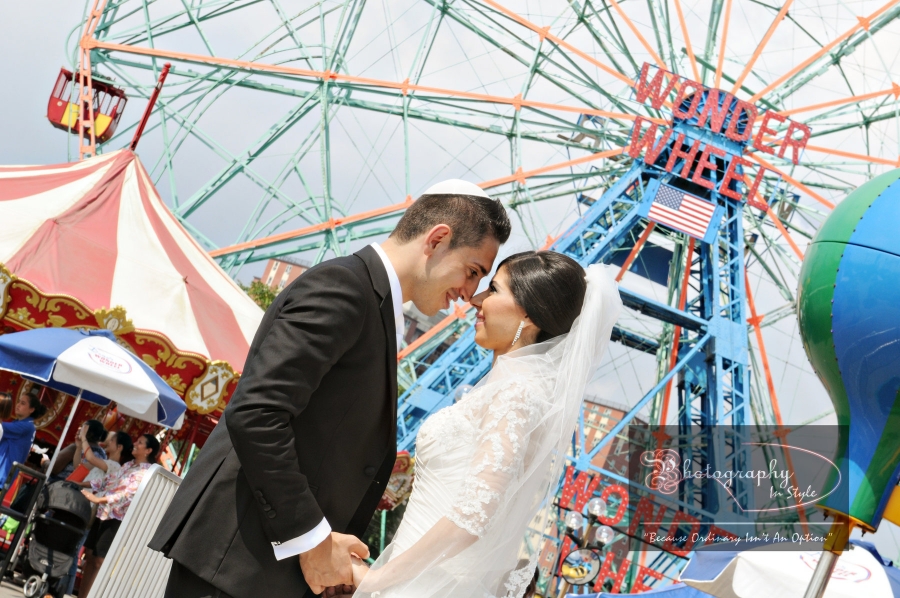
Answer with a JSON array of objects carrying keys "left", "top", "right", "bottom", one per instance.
[{"left": 447, "top": 381, "right": 539, "bottom": 537}]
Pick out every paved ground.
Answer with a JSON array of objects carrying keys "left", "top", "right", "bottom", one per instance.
[{"left": 0, "top": 579, "right": 75, "bottom": 598}]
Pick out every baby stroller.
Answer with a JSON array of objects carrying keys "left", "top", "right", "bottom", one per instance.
[{"left": 22, "top": 481, "right": 92, "bottom": 598}]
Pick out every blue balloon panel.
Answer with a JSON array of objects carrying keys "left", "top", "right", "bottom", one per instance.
[{"left": 832, "top": 243, "right": 900, "bottom": 525}]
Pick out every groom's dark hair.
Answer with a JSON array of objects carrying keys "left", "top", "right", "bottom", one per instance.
[{"left": 391, "top": 193, "right": 511, "bottom": 248}]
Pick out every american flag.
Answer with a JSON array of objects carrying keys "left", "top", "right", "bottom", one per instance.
[{"left": 648, "top": 184, "right": 716, "bottom": 240}]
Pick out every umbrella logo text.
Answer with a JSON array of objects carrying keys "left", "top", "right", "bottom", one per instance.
[
  {"left": 800, "top": 552, "right": 872, "bottom": 582},
  {"left": 88, "top": 347, "right": 133, "bottom": 374}
]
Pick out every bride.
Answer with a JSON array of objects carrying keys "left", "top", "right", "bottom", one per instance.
[{"left": 347, "top": 250, "right": 621, "bottom": 598}]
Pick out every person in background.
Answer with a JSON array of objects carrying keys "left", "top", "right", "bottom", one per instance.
[
  {"left": 60, "top": 429, "right": 134, "bottom": 597},
  {"left": 79, "top": 434, "right": 159, "bottom": 597},
  {"left": 82, "top": 430, "right": 133, "bottom": 485},
  {"left": 0, "top": 393, "right": 13, "bottom": 442},
  {"left": 0, "top": 392, "right": 46, "bottom": 484},
  {"left": 26, "top": 446, "right": 47, "bottom": 472},
  {"left": 52, "top": 419, "right": 107, "bottom": 482}
]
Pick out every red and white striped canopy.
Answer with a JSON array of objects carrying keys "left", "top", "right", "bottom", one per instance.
[{"left": 0, "top": 150, "right": 262, "bottom": 370}]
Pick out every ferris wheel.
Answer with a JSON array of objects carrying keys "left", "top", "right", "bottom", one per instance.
[
  {"left": 64, "top": 0, "right": 899, "bottom": 258},
  {"left": 60, "top": 0, "right": 900, "bottom": 589},
  {"left": 63, "top": 0, "right": 899, "bottom": 421}
]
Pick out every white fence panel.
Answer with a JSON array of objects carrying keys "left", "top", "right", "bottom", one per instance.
[{"left": 87, "top": 464, "right": 181, "bottom": 598}]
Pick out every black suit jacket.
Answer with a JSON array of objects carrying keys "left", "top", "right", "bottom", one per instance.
[{"left": 149, "top": 246, "right": 398, "bottom": 597}]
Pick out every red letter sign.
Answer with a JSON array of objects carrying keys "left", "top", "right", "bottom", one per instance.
[
  {"left": 752, "top": 110, "right": 786, "bottom": 155},
  {"left": 634, "top": 63, "right": 681, "bottom": 109},
  {"left": 692, "top": 145, "right": 726, "bottom": 190},
  {"left": 778, "top": 120, "right": 811, "bottom": 165}
]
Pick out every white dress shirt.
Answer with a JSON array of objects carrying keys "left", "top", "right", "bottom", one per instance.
[
  {"left": 370, "top": 242, "right": 406, "bottom": 348},
  {"left": 272, "top": 243, "right": 404, "bottom": 560}
]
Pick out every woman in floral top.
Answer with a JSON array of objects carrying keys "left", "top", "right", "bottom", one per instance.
[{"left": 80, "top": 433, "right": 160, "bottom": 596}]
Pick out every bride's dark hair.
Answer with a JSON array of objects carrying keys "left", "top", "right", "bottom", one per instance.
[{"left": 498, "top": 251, "right": 587, "bottom": 343}]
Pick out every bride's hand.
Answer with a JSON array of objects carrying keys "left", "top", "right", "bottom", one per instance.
[{"left": 351, "top": 555, "right": 369, "bottom": 588}]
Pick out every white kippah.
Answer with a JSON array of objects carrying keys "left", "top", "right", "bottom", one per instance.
[{"left": 421, "top": 179, "right": 492, "bottom": 199}]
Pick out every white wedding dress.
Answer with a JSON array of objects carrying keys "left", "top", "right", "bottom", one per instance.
[
  {"left": 391, "top": 376, "right": 551, "bottom": 555},
  {"left": 354, "top": 265, "right": 622, "bottom": 598}
]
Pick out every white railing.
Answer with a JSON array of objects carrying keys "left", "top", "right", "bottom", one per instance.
[{"left": 87, "top": 464, "right": 181, "bottom": 598}]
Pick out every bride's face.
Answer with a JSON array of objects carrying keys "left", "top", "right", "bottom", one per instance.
[{"left": 470, "top": 266, "right": 535, "bottom": 353}]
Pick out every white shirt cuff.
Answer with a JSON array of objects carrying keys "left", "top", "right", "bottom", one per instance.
[{"left": 272, "top": 517, "right": 332, "bottom": 561}]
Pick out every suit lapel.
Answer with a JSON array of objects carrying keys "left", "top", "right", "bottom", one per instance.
[{"left": 356, "top": 246, "right": 399, "bottom": 445}]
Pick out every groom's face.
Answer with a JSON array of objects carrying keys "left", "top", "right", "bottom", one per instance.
[{"left": 413, "top": 234, "right": 499, "bottom": 316}]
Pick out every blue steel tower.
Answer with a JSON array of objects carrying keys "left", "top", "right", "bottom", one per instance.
[{"left": 395, "top": 66, "right": 774, "bottom": 591}]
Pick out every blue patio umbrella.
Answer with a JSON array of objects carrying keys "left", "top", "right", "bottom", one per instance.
[
  {"left": 680, "top": 539, "right": 900, "bottom": 597},
  {"left": 0, "top": 327, "right": 186, "bottom": 474}
]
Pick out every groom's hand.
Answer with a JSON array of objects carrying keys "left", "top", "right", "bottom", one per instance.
[{"left": 299, "top": 532, "right": 370, "bottom": 593}]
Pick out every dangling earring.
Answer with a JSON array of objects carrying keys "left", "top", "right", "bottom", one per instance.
[{"left": 511, "top": 320, "right": 525, "bottom": 346}]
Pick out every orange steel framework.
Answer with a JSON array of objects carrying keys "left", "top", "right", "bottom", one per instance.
[
  {"left": 478, "top": 0, "right": 635, "bottom": 86},
  {"left": 69, "top": 0, "right": 900, "bottom": 589},
  {"left": 749, "top": 0, "right": 900, "bottom": 103},
  {"left": 803, "top": 144, "right": 900, "bottom": 168},
  {"left": 82, "top": 39, "right": 641, "bottom": 124},
  {"left": 765, "top": 206, "right": 805, "bottom": 261},
  {"left": 72, "top": 0, "right": 896, "bottom": 446},
  {"left": 75, "top": 0, "right": 898, "bottom": 451},
  {"left": 745, "top": 271, "right": 810, "bottom": 532},
  {"left": 729, "top": 0, "right": 795, "bottom": 95},
  {"left": 615, "top": 222, "right": 656, "bottom": 283},
  {"left": 658, "top": 238, "right": 694, "bottom": 428},
  {"left": 778, "top": 84, "right": 900, "bottom": 117},
  {"left": 183, "top": 0, "right": 892, "bottom": 260},
  {"left": 75, "top": 0, "right": 897, "bottom": 264},
  {"left": 605, "top": 0, "right": 667, "bottom": 70},
  {"left": 714, "top": 0, "right": 733, "bottom": 90},
  {"left": 739, "top": 173, "right": 806, "bottom": 261},
  {"left": 74, "top": 0, "right": 110, "bottom": 159},
  {"left": 209, "top": 148, "right": 626, "bottom": 257},
  {"left": 672, "top": 0, "right": 701, "bottom": 82},
  {"left": 747, "top": 154, "right": 835, "bottom": 209}
]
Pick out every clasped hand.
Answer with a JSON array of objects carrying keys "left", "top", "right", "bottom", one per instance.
[
  {"left": 322, "top": 556, "right": 368, "bottom": 597},
  {"left": 298, "top": 532, "right": 370, "bottom": 596}
]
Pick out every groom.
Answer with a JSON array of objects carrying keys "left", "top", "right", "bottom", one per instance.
[{"left": 150, "top": 180, "right": 510, "bottom": 598}]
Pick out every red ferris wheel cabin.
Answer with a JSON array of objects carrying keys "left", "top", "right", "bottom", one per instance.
[{"left": 47, "top": 68, "right": 127, "bottom": 143}]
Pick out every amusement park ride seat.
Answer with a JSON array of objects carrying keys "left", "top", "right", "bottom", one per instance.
[{"left": 46, "top": 68, "right": 127, "bottom": 143}]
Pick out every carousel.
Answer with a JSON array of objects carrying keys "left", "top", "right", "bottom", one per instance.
[{"left": 0, "top": 149, "right": 263, "bottom": 468}]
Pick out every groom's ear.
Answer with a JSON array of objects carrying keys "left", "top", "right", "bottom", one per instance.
[{"left": 423, "top": 224, "right": 453, "bottom": 256}]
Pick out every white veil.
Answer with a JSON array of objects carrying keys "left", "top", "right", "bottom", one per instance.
[{"left": 354, "top": 264, "right": 622, "bottom": 598}]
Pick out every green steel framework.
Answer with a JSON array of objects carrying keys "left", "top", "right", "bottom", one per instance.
[{"left": 64, "top": 0, "right": 900, "bottom": 589}]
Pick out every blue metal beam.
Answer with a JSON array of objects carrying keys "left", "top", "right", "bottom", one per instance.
[
  {"left": 620, "top": 288, "right": 708, "bottom": 333},
  {"left": 580, "top": 332, "right": 711, "bottom": 465}
]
